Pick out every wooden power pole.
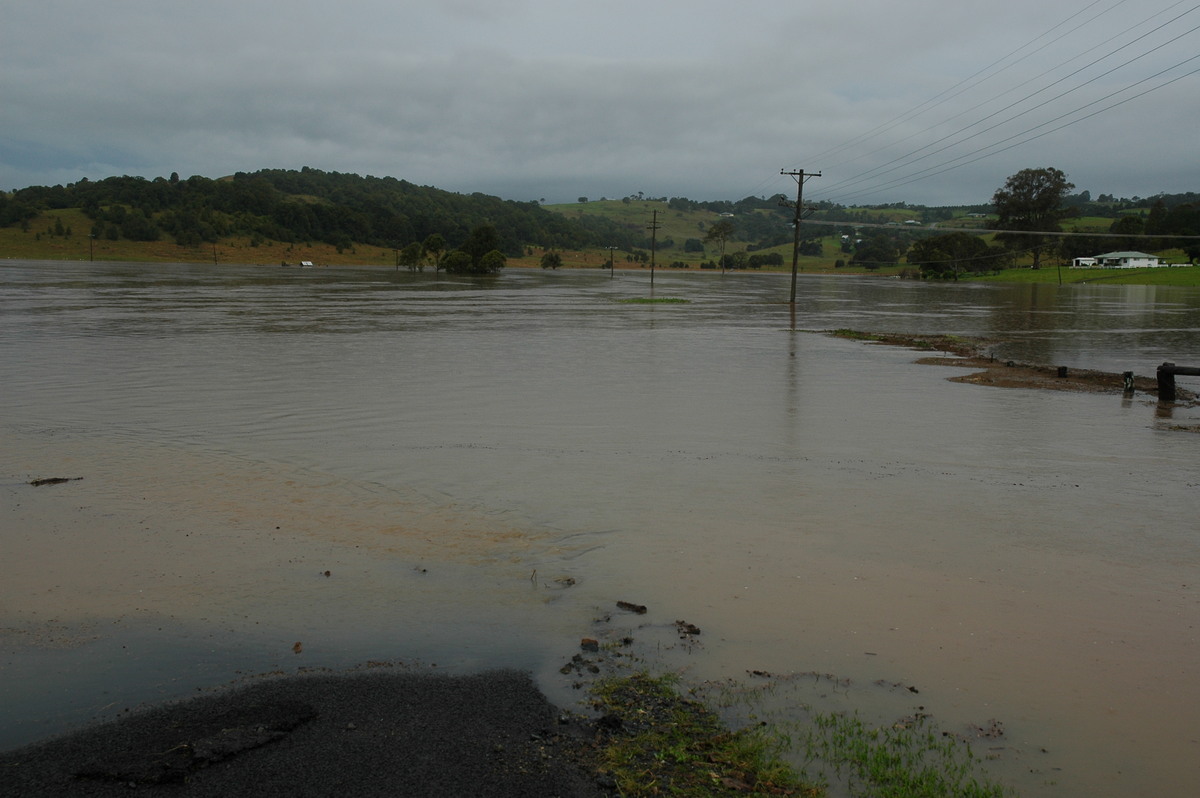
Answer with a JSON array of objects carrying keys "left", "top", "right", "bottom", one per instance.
[
  {"left": 780, "top": 169, "right": 820, "bottom": 306},
  {"left": 647, "top": 209, "right": 662, "bottom": 287}
]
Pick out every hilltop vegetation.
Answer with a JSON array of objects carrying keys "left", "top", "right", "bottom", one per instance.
[
  {"left": 0, "top": 168, "right": 650, "bottom": 268},
  {"left": 2, "top": 168, "right": 1198, "bottom": 284}
]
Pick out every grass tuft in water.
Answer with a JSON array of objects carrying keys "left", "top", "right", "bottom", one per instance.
[
  {"left": 619, "top": 297, "right": 691, "bottom": 304},
  {"left": 797, "top": 711, "right": 1014, "bottom": 797}
]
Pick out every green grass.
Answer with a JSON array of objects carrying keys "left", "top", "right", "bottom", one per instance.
[
  {"left": 971, "top": 265, "right": 1200, "bottom": 286},
  {"left": 587, "top": 671, "right": 1015, "bottom": 797},
  {"left": 1060, "top": 215, "right": 1118, "bottom": 233},
  {"left": 619, "top": 297, "right": 691, "bottom": 304},
  {"left": 797, "top": 711, "right": 1012, "bottom": 798},
  {"left": 589, "top": 672, "right": 821, "bottom": 797}
]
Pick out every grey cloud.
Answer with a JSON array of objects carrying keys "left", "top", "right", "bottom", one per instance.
[{"left": 2, "top": 2, "right": 1197, "bottom": 203}]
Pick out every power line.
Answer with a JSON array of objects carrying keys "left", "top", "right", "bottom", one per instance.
[
  {"left": 824, "top": 53, "right": 1200, "bottom": 203},
  {"left": 801, "top": 218, "right": 1200, "bottom": 240},
  {"left": 745, "top": 1, "right": 1129, "bottom": 205},
  {"left": 815, "top": 0, "right": 1133, "bottom": 173},
  {"left": 820, "top": 4, "right": 1200, "bottom": 203}
]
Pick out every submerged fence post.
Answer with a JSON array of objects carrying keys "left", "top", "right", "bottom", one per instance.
[
  {"left": 1158, "top": 362, "right": 1177, "bottom": 401},
  {"left": 1157, "top": 362, "right": 1200, "bottom": 401}
]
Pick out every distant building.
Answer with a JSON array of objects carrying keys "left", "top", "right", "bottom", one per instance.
[{"left": 1071, "top": 251, "right": 1163, "bottom": 269}]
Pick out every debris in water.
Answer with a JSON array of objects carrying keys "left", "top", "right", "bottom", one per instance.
[{"left": 29, "top": 476, "right": 82, "bottom": 486}]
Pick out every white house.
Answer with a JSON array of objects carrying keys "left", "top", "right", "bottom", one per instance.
[{"left": 1071, "top": 251, "right": 1163, "bottom": 269}]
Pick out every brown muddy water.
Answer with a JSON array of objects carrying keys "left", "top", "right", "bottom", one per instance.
[{"left": 2, "top": 260, "right": 1199, "bottom": 795}]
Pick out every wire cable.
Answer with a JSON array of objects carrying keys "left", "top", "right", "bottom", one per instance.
[
  {"left": 826, "top": 52, "right": 1200, "bottom": 204},
  {"left": 819, "top": 5, "right": 1200, "bottom": 202}
]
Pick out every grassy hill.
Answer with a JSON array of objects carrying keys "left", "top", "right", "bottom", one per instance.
[{"left": 543, "top": 199, "right": 879, "bottom": 274}]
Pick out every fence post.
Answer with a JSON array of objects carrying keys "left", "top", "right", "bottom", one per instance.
[{"left": 1158, "top": 362, "right": 1176, "bottom": 401}]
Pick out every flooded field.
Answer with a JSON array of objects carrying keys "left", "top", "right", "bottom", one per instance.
[{"left": 2, "top": 260, "right": 1198, "bottom": 795}]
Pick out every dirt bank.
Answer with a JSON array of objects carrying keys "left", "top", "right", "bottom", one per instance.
[{"left": 828, "top": 330, "right": 1196, "bottom": 401}]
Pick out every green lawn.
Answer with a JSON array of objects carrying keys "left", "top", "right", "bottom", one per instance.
[{"left": 972, "top": 265, "right": 1200, "bottom": 286}]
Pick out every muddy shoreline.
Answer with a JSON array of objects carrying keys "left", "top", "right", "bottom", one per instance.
[{"left": 827, "top": 329, "right": 1197, "bottom": 402}]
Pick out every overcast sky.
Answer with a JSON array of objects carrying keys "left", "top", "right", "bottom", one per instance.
[{"left": 3, "top": 1, "right": 1197, "bottom": 206}]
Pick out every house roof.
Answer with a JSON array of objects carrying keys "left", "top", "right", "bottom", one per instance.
[{"left": 1096, "top": 251, "right": 1157, "bottom": 259}]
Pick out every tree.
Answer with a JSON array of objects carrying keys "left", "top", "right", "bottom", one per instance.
[
  {"left": 442, "top": 247, "right": 505, "bottom": 275},
  {"left": 441, "top": 250, "right": 473, "bottom": 273},
  {"left": 1143, "top": 199, "right": 1169, "bottom": 251},
  {"left": 423, "top": 233, "right": 446, "bottom": 271},
  {"left": 399, "top": 241, "right": 424, "bottom": 271},
  {"left": 460, "top": 224, "right": 500, "bottom": 267},
  {"left": 479, "top": 249, "right": 506, "bottom": 274},
  {"left": 1108, "top": 215, "right": 1145, "bottom": 252},
  {"left": 540, "top": 251, "right": 563, "bottom": 269},
  {"left": 907, "top": 232, "right": 992, "bottom": 280},
  {"left": 119, "top": 208, "right": 161, "bottom": 241},
  {"left": 851, "top": 233, "right": 901, "bottom": 269},
  {"left": 747, "top": 252, "right": 783, "bottom": 269},
  {"left": 703, "top": 219, "right": 735, "bottom": 273},
  {"left": 990, "top": 167, "right": 1074, "bottom": 269},
  {"left": 1058, "top": 234, "right": 1106, "bottom": 263}
]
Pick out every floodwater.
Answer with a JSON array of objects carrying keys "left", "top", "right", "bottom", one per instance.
[{"left": 2, "top": 259, "right": 1198, "bottom": 796}]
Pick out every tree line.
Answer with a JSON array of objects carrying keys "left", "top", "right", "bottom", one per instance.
[
  {"left": 3, "top": 166, "right": 1196, "bottom": 277},
  {"left": 0, "top": 167, "right": 650, "bottom": 261},
  {"left": 847, "top": 168, "right": 1200, "bottom": 278}
]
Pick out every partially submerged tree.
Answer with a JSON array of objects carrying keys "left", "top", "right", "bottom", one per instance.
[
  {"left": 460, "top": 224, "right": 500, "bottom": 266},
  {"left": 441, "top": 250, "right": 473, "bottom": 273},
  {"left": 423, "top": 233, "right": 445, "bottom": 271},
  {"left": 478, "top": 249, "right": 506, "bottom": 274},
  {"left": 399, "top": 241, "right": 423, "bottom": 271},
  {"left": 990, "top": 167, "right": 1074, "bottom": 269},
  {"left": 442, "top": 248, "right": 505, "bottom": 275}
]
